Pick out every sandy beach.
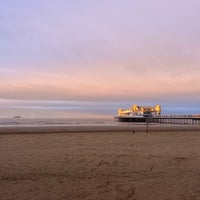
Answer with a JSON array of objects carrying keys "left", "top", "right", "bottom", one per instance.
[{"left": 1, "top": 125, "right": 200, "bottom": 200}]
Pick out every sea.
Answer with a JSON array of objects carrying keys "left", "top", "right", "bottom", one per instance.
[
  {"left": 0, "top": 100, "right": 200, "bottom": 126},
  {"left": 0, "top": 118, "right": 118, "bottom": 127},
  {"left": 0, "top": 100, "right": 118, "bottom": 126}
]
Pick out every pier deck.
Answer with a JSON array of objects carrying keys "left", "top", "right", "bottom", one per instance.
[{"left": 115, "top": 116, "right": 200, "bottom": 125}]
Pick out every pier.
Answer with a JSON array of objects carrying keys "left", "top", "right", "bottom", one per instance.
[
  {"left": 116, "top": 104, "right": 200, "bottom": 125},
  {"left": 116, "top": 115, "right": 200, "bottom": 125}
]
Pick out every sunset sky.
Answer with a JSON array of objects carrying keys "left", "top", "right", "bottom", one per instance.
[{"left": 1, "top": 0, "right": 200, "bottom": 117}]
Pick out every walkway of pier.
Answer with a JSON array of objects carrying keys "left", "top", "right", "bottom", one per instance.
[{"left": 116, "top": 116, "right": 200, "bottom": 125}]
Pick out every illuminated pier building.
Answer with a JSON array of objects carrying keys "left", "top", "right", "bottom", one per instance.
[{"left": 118, "top": 104, "right": 161, "bottom": 117}]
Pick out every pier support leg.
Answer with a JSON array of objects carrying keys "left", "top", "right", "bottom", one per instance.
[{"left": 146, "top": 121, "right": 149, "bottom": 133}]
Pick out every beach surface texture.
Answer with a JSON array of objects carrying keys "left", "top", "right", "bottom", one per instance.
[{"left": 1, "top": 124, "right": 200, "bottom": 200}]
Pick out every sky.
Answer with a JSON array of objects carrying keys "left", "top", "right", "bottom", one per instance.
[{"left": 1, "top": 0, "right": 200, "bottom": 117}]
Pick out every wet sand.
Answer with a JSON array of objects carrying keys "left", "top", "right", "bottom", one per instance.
[{"left": 1, "top": 125, "right": 200, "bottom": 200}]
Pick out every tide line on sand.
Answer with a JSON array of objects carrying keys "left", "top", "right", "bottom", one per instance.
[{"left": 0, "top": 124, "right": 200, "bottom": 134}]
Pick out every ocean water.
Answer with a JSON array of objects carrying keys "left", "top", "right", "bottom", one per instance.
[
  {"left": 0, "top": 118, "right": 120, "bottom": 126},
  {"left": 0, "top": 100, "right": 200, "bottom": 126}
]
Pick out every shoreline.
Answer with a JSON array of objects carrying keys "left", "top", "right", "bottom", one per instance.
[{"left": 0, "top": 124, "right": 200, "bottom": 134}]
